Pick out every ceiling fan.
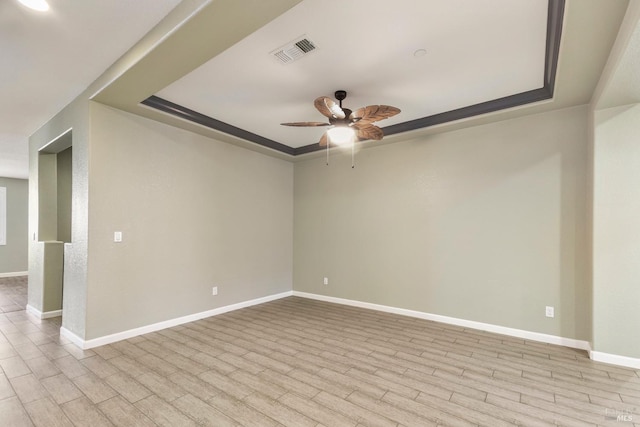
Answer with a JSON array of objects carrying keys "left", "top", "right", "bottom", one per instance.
[{"left": 281, "top": 90, "right": 401, "bottom": 147}]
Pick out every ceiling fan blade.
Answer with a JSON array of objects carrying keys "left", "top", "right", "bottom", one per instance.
[
  {"left": 280, "top": 121, "right": 331, "bottom": 127},
  {"left": 319, "top": 132, "right": 328, "bottom": 147},
  {"left": 314, "top": 96, "right": 346, "bottom": 119},
  {"left": 355, "top": 124, "right": 384, "bottom": 141},
  {"left": 350, "top": 105, "right": 401, "bottom": 125}
]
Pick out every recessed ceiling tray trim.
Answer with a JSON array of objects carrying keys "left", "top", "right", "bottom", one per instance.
[{"left": 142, "top": 0, "right": 564, "bottom": 157}]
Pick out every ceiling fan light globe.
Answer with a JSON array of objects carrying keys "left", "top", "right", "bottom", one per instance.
[
  {"left": 17, "top": 0, "right": 49, "bottom": 11},
  {"left": 327, "top": 127, "right": 355, "bottom": 145}
]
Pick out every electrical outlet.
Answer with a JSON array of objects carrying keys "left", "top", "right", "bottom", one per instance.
[
  {"left": 212, "top": 286, "right": 218, "bottom": 296},
  {"left": 114, "top": 231, "right": 123, "bottom": 243},
  {"left": 545, "top": 306, "right": 554, "bottom": 318},
  {"left": 323, "top": 277, "right": 329, "bottom": 285}
]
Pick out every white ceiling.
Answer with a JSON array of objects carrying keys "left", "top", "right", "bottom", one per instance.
[
  {"left": 157, "top": 0, "right": 547, "bottom": 149},
  {"left": 0, "top": 0, "right": 180, "bottom": 179},
  {"left": 0, "top": 0, "right": 632, "bottom": 178}
]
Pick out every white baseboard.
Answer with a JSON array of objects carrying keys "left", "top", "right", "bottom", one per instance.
[
  {"left": 63, "top": 290, "right": 294, "bottom": 350},
  {"left": 42, "top": 309, "right": 62, "bottom": 319},
  {"left": 590, "top": 351, "right": 640, "bottom": 369},
  {"left": 293, "top": 291, "right": 592, "bottom": 352},
  {"left": 25, "top": 304, "right": 40, "bottom": 318},
  {"left": 60, "top": 326, "right": 85, "bottom": 348},
  {"left": 51, "top": 288, "right": 640, "bottom": 370},
  {"left": 0, "top": 271, "right": 27, "bottom": 278},
  {"left": 26, "top": 304, "right": 62, "bottom": 319}
]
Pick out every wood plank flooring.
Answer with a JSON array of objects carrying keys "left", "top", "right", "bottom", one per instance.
[{"left": 0, "top": 276, "right": 638, "bottom": 426}]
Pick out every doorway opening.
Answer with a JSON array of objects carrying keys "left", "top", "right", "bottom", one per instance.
[{"left": 35, "top": 129, "right": 72, "bottom": 318}]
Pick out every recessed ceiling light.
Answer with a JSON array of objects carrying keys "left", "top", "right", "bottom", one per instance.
[
  {"left": 17, "top": 0, "right": 50, "bottom": 12},
  {"left": 413, "top": 48, "right": 427, "bottom": 58}
]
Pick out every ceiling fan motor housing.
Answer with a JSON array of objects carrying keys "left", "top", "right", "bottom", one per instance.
[
  {"left": 334, "top": 90, "right": 347, "bottom": 101},
  {"left": 331, "top": 90, "right": 350, "bottom": 125},
  {"left": 280, "top": 89, "right": 400, "bottom": 146},
  {"left": 330, "top": 108, "right": 352, "bottom": 125}
]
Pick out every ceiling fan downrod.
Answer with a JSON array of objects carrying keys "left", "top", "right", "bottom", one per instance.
[{"left": 334, "top": 90, "right": 347, "bottom": 107}]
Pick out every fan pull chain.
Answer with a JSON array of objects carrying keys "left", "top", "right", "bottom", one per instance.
[
  {"left": 351, "top": 141, "right": 355, "bottom": 168},
  {"left": 326, "top": 138, "right": 329, "bottom": 166}
]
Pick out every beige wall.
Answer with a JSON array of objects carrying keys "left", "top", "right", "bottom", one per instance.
[
  {"left": 26, "top": 0, "right": 300, "bottom": 341},
  {"left": 29, "top": 241, "right": 64, "bottom": 313},
  {"left": 294, "top": 106, "right": 590, "bottom": 340},
  {"left": 21, "top": 0, "right": 634, "bottom": 357},
  {"left": 589, "top": 0, "right": 640, "bottom": 360},
  {"left": 30, "top": 97, "right": 90, "bottom": 336},
  {"left": 84, "top": 102, "right": 293, "bottom": 339},
  {"left": 34, "top": 147, "right": 72, "bottom": 244},
  {"left": 0, "top": 177, "right": 28, "bottom": 274},
  {"left": 592, "top": 104, "right": 640, "bottom": 358},
  {"left": 37, "top": 153, "right": 58, "bottom": 242},
  {"left": 57, "top": 147, "right": 72, "bottom": 243}
]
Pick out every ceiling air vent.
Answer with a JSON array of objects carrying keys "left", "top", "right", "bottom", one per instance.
[{"left": 271, "top": 36, "right": 317, "bottom": 64}]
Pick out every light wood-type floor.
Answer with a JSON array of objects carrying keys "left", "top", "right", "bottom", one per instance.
[{"left": 0, "top": 276, "right": 638, "bottom": 426}]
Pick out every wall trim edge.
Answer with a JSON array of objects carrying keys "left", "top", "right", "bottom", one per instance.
[
  {"left": 42, "top": 309, "right": 62, "bottom": 319},
  {"left": 292, "top": 291, "right": 592, "bottom": 352},
  {"left": 0, "top": 271, "right": 28, "bottom": 278},
  {"left": 25, "top": 304, "right": 41, "bottom": 318},
  {"left": 60, "top": 326, "right": 85, "bottom": 348},
  {"left": 590, "top": 351, "right": 640, "bottom": 369},
  {"left": 49, "top": 290, "right": 640, "bottom": 369},
  {"left": 26, "top": 304, "right": 62, "bottom": 320},
  {"left": 62, "top": 290, "right": 294, "bottom": 350}
]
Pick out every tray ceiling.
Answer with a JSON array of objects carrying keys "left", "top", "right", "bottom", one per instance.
[{"left": 150, "top": 0, "right": 554, "bottom": 155}]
